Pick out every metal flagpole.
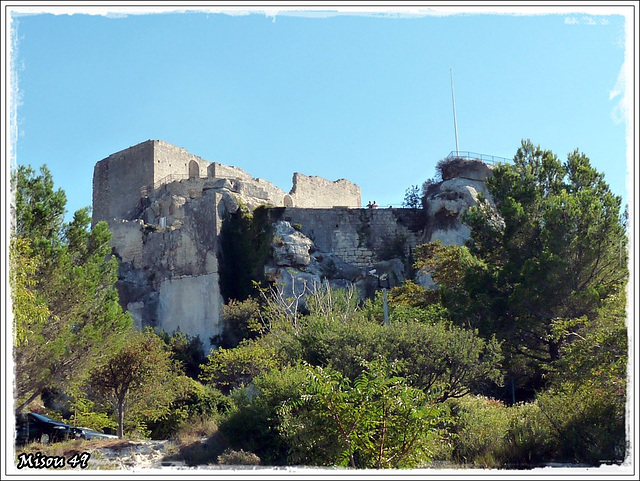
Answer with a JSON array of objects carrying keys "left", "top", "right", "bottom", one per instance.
[{"left": 450, "top": 69, "right": 460, "bottom": 156}]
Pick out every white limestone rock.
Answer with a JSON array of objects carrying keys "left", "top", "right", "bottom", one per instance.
[{"left": 272, "top": 221, "right": 314, "bottom": 267}]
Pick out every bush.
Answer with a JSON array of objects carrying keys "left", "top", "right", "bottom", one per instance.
[
  {"left": 278, "top": 359, "right": 444, "bottom": 469},
  {"left": 147, "top": 378, "right": 232, "bottom": 439},
  {"left": 217, "top": 448, "right": 261, "bottom": 466},
  {"left": 199, "top": 341, "right": 279, "bottom": 394},
  {"left": 537, "top": 383, "right": 627, "bottom": 465},
  {"left": 214, "top": 297, "right": 264, "bottom": 349},
  {"left": 218, "top": 364, "right": 309, "bottom": 466},
  {"left": 447, "top": 395, "right": 553, "bottom": 468}
]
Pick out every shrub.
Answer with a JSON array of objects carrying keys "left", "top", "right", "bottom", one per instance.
[
  {"left": 447, "top": 395, "right": 553, "bottom": 468},
  {"left": 214, "top": 297, "right": 264, "bottom": 349},
  {"left": 218, "top": 364, "right": 309, "bottom": 466},
  {"left": 147, "top": 378, "right": 232, "bottom": 439},
  {"left": 537, "top": 383, "right": 627, "bottom": 465},
  {"left": 217, "top": 448, "right": 261, "bottom": 466},
  {"left": 199, "top": 341, "right": 279, "bottom": 394}
]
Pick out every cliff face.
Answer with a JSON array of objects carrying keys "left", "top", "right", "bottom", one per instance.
[{"left": 95, "top": 144, "right": 499, "bottom": 353}]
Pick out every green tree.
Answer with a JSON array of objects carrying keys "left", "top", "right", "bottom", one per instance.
[
  {"left": 214, "top": 297, "right": 264, "bottom": 349},
  {"left": 279, "top": 358, "right": 443, "bottom": 468},
  {"left": 11, "top": 165, "right": 132, "bottom": 413},
  {"left": 10, "top": 237, "right": 50, "bottom": 349},
  {"left": 199, "top": 340, "right": 280, "bottom": 394},
  {"left": 219, "top": 364, "right": 310, "bottom": 466},
  {"left": 402, "top": 185, "right": 422, "bottom": 209},
  {"left": 536, "top": 291, "right": 628, "bottom": 464},
  {"left": 277, "top": 291, "right": 503, "bottom": 402},
  {"left": 12, "top": 165, "right": 66, "bottom": 244},
  {"left": 88, "top": 328, "right": 179, "bottom": 438},
  {"left": 416, "top": 141, "right": 628, "bottom": 398},
  {"left": 158, "top": 330, "right": 207, "bottom": 379}
]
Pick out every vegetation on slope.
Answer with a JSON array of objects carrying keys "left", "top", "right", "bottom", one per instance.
[{"left": 10, "top": 140, "right": 629, "bottom": 469}]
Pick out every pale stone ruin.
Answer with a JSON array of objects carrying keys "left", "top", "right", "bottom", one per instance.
[{"left": 93, "top": 139, "right": 497, "bottom": 353}]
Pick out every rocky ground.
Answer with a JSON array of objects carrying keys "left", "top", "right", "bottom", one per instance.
[
  {"left": 14, "top": 438, "right": 288, "bottom": 474},
  {"left": 82, "top": 439, "right": 179, "bottom": 471}
]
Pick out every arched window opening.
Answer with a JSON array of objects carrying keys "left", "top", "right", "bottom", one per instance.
[
  {"left": 283, "top": 194, "right": 294, "bottom": 207},
  {"left": 188, "top": 160, "right": 199, "bottom": 179}
]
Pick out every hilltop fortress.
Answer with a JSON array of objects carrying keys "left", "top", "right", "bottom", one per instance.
[{"left": 93, "top": 140, "right": 495, "bottom": 352}]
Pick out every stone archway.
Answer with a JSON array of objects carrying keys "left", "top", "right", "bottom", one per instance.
[
  {"left": 283, "top": 194, "right": 294, "bottom": 207},
  {"left": 188, "top": 160, "right": 199, "bottom": 179}
]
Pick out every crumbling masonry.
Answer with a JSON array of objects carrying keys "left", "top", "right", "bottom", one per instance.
[{"left": 93, "top": 140, "right": 494, "bottom": 352}]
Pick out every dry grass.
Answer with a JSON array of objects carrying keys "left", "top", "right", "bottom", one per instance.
[
  {"left": 164, "top": 416, "right": 229, "bottom": 467},
  {"left": 172, "top": 415, "right": 219, "bottom": 446}
]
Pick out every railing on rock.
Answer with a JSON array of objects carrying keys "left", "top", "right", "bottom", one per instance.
[{"left": 445, "top": 151, "right": 511, "bottom": 165}]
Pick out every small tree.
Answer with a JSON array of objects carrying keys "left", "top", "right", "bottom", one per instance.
[
  {"left": 279, "top": 358, "right": 442, "bottom": 469},
  {"left": 88, "top": 328, "right": 178, "bottom": 438},
  {"left": 402, "top": 185, "right": 422, "bottom": 209},
  {"left": 199, "top": 340, "right": 279, "bottom": 394}
]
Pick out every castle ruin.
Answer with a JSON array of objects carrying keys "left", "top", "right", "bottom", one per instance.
[{"left": 93, "top": 140, "right": 494, "bottom": 353}]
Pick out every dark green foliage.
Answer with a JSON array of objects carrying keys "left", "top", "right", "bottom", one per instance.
[
  {"left": 147, "top": 378, "right": 231, "bottom": 439},
  {"left": 538, "top": 291, "right": 628, "bottom": 465},
  {"left": 414, "top": 141, "right": 628, "bottom": 401},
  {"left": 213, "top": 297, "right": 264, "bottom": 349},
  {"left": 11, "top": 165, "right": 132, "bottom": 414},
  {"left": 158, "top": 330, "right": 207, "bottom": 379},
  {"left": 215, "top": 286, "right": 492, "bottom": 467},
  {"left": 402, "top": 184, "right": 422, "bottom": 209},
  {"left": 12, "top": 165, "right": 66, "bottom": 245},
  {"left": 463, "top": 140, "right": 627, "bottom": 350},
  {"left": 267, "top": 290, "right": 503, "bottom": 402},
  {"left": 218, "top": 205, "right": 275, "bottom": 301},
  {"left": 537, "top": 385, "right": 626, "bottom": 465},
  {"left": 219, "top": 364, "right": 309, "bottom": 466},
  {"left": 278, "top": 358, "right": 444, "bottom": 468}
]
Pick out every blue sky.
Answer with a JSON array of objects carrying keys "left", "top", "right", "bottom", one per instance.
[{"left": 6, "top": 5, "right": 634, "bottom": 220}]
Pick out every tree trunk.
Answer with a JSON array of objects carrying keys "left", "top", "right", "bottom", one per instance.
[
  {"left": 117, "top": 398, "right": 125, "bottom": 439},
  {"left": 15, "top": 390, "right": 42, "bottom": 415}
]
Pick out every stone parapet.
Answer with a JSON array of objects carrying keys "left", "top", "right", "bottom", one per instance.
[{"left": 289, "top": 173, "right": 361, "bottom": 208}]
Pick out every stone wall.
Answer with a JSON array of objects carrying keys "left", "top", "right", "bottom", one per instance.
[
  {"left": 281, "top": 208, "right": 426, "bottom": 268},
  {"left": 93, "top": 140, "right": 484, "bottom": 353},
  {"left": 93, "top": 140, "right": 363, "bottom": 228},
  {"left": 289, "top": 173, "right": 361, "bottom": 208},
  {"left": 207, "top": 162, "right": 253, "bottom": 181},
  {"left": 153, "top": 140, "right": 210, "bottom": 183},
  {"left": 93, "top": 141, "right": 155, "bottom": 223}
]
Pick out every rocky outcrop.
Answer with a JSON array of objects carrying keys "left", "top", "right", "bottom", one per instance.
[
  {"left": 271, "top": 221, "right": 314, "bottom": 267},
  {"left": 263, "top": 221, "right": 412, "bottom": 304},
  {"left": 423, "top": 159, "right": 497, "bottom": 247},
  {"left": 410, "top": 158, "right": 502, "bottom": 289}
]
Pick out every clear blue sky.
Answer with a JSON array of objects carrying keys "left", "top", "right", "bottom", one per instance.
[{"left": 7, "top": 5, "right": 633, "bottom": 219}]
